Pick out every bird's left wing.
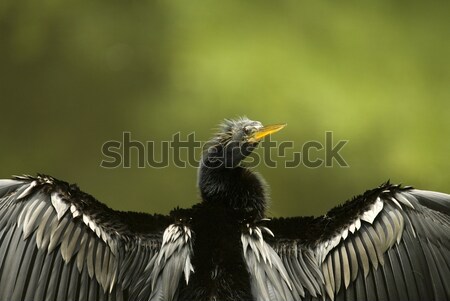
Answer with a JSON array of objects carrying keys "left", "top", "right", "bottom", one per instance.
[
  {"left": 241, "top": 183, "right": 450, "bottom": 301},
  {"left": 0, "top": 175, "right": 194, "bottom": 301}
]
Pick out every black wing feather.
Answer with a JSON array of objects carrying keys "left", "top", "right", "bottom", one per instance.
[
  {"left": 244, "top": 183, "right": 450, "bottom": 301},
  {"left": 0, "top": 175, "right": 193, "bottom": 301}
]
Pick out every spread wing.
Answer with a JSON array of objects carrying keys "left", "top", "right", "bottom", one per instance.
[
  {"left": 241, "top": 183, "right": 450, "bottom": 301},
  {"left": 0, "top": 175, "right": 194, "bottom": 301}
]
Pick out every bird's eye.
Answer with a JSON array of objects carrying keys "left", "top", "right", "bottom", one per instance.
[{"left": 244, "top": 126, "right": 253, "bottom": 135}]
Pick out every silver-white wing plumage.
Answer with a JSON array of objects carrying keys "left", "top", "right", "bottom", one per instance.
[
  {"left": 0, "top": 175, "right": 194, "bottom": 301},
  {"left": 242, "top": 185, "right": 450, "bottom": 301}
]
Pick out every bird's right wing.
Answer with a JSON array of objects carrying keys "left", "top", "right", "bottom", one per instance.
[
  {"left": 241, "top": 183, "right": 450, "bottom": 301},
  {"left": 0, "top": 175, "right": 194, "bottom": 301}
]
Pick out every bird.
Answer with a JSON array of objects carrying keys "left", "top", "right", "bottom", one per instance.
[{"left": 0, "top": 117, "right": 449, "bottom": 301}]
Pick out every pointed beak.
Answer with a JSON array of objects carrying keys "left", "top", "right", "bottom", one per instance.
[{"left": 248, "top": 123, "right": 287, "bottom": 143}]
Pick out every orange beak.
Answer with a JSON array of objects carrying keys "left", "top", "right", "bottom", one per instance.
[{"left": 248, "top": 123, "right": 286, "bottom": 142}]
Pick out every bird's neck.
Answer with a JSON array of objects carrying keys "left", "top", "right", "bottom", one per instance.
[{"left": 198, "top": 162, "right": 268, "bottom": 219}]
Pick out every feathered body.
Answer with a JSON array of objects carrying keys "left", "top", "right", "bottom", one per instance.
[{"left": 0, "top": 117, "right": 448, "bottom": 301}]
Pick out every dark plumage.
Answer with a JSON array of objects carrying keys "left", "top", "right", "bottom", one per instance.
[{"left": 0, "top": 117, "right": 449, "bottom": 301}]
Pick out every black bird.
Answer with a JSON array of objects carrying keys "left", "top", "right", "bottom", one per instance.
[{"left": 0, "top": 117, "right": 449, "bottom": 301}]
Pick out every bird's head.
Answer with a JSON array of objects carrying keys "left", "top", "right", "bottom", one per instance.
[{"left": 202, "top": 117, "right": 286, "bottom": 168}]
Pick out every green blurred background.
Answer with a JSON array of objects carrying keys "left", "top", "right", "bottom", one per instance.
[{"left": 0, "top": 1, "right": 449, "bottom": 217}]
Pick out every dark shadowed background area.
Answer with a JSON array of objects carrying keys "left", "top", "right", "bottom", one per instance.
[{"left": 0, "top": 1, "right": 449, "bottom": 217}]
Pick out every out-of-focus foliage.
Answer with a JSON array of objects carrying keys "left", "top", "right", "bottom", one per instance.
[{"left": 0, "top": 0, "right": 449, "bottom": 217}]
